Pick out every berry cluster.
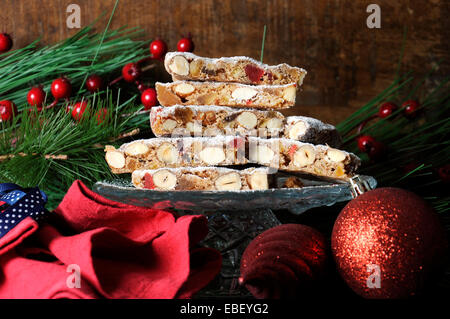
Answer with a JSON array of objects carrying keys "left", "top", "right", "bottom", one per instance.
[
  {"left": 0, "top": 75, "right": 105, "bottom": 124},
  {"left": 116, "top": 35, "right": 195, "bottom": 110},
  {"left": 0, "top": 32, "right": 195, "bottom": 124},
  {"left": 356, "top": 100, "right": 421, "bottom": 160}
]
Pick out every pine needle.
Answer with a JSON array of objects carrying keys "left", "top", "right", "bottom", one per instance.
[{"left": 260, "top": 25, "right": 267, "bottom": 63}]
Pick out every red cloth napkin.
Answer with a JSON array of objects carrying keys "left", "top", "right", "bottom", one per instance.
[{"left": 0, "top": 180, "right": 222, "bottom": 299}]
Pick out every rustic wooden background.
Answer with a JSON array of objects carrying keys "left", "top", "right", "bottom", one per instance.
[{"left": 0, "top": 0, "right": 448, "bottom": 124}]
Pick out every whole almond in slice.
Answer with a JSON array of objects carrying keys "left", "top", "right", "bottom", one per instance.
[
  {"left": 156, "top": 143, "right": 179, "bottom": 164},
  {"left": 174, "top": 83, "right": 195, "bottom": 96},
  {"left": 189, "top": 59, "right": 202, "bottom": 76},
  {"left": 215, "top": 172, "right": 242, "bottom": 191},
  {"left": 288, "top": 121, "right": 307, "bottom": 139},
  {"left": 105, "top": 151, "right": 126, "bottom": 169},
  {"left": 327, "top": 148, "right": 347, "bottom": 162},
  {"left": 231, "top": 87, "right": 258, "bottom": 101},
  {"left": 203, "top": 127, "right": 222, "bottom": 136},
  {"left": 248, "top": 172, "right": 269, "bottom": 190},
  {"left": 152, "top": 170, "right": 177, "bottom": 189},
  {"left": 186, "top": 121, "right": 202, "bottom": 134},
  {"left": 265, "top": 118, "right": 283, "bottom": 131},
  {"left": 199, "top": 147, "right": 225, "bottom": 165},
  {"left": 125, "top": 142, "right": 149, "bottom": 156},
  {"left": 283, "top": 86, "right": 297, "bottom": 102},
  {"left": 169, "top": 56, "right": 189, "bottom": 76},
  {"left": 162, "top": 119, "right": 178, "bottom": 131},
  {"left": 237, "top": 111, "right": 258, "bottom": 129},
  {"left": 293, "top": 145, "right": 316, "bottom": 167},
  {"left": 252, "top": 145, "right": 275, "bottom": 164}
]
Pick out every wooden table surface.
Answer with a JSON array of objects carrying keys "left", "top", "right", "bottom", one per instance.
[{"left": 1, "top": 0, "right": 448, "bottom": 124}]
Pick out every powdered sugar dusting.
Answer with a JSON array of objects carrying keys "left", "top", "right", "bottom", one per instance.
[
  {"left": 248, "top": 137, "right": 360, "bottom": 160},
  {"left": 156, "top": 80, "right": 296, "bottom": 91},
  {"left": 118, "top": 136, "right": 238, "bottom": 152},
  {"left": 164, "top": 51, "right": 307, "bottom": 76},
  {"left": 133, "top": 166, "right": 270, "bottom": 179},
  {"left": 286, "top": 116, "right": 336, "bottom": 131},
  {"left": 150, "top": 105, "right": 284, "bottom": 119}
]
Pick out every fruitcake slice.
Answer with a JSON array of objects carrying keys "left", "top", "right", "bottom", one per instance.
[
  {"left": 248, "top": 137, "right": 360, "bottom": 180},
  {"left": 164, "top": 51, "right": 307, "bottom": 86},
  {"left": 150, "top": 106, "right": 341, "bottom": 147},
  {"left": 132, "top": 167, "right": 270, "bottom": 191},
  {"left": 104, "top": 136, "right": 248, "bottom": 174},
  {"left": 150, "top": 105, "right": 285, "bottom": 138},
  {"left": 284, "top": 116, "right": 342, "bottom": 147},
  {"left": 155, "top": 81, "right": 297, "bottom": 109}
]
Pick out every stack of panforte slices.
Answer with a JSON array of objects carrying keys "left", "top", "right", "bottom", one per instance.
[{"left": 105, "top": 52, "right": 360, "bottom": 191}]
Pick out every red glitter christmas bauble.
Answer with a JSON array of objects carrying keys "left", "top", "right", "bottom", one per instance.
[
  {"left": 239, "top": 224, "right": 328, "bottom": 299},
  {"left": 331, "top": 188, "right": 447, "bottom": 299}
]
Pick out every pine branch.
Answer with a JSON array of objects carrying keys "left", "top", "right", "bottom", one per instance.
[
  {"left": 337, "top": 71, "right": 450, "bottom": 214},
  {"left": 0, "top": 25, "right": 150, "bottom": 110},
  {"left": 0, "top": 91, "right": 149, "bottom": 209}
]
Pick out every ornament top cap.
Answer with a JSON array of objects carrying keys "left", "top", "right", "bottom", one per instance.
[{"left": 349, "top": 175, "right": 374, "bottom": 198}]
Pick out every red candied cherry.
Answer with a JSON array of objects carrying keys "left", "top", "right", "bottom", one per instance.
[
  {"left": 401, "top": 100, "right": 420, "bottom": 118},
  {"left": 0, "top": 33, "right": 13, "bottom": 53},
  {"left": 245, "top": 64, "right": 265, "bottom": 83},
  {"left": 141, "top": 88, "right": 158, "bottom": 110},
  {"left": 51, "top": 77, "right": 72, "bottom": 100},
  {"left": 96, "top": 108, "right": 108, "bottom": 125},
  {"left": 122, "top": 63, "right": 141, "bottom": 83},
  {"left": 177, "top": 35, "right": 194, "bottom": 52},
  {"left": 357, "top": 135, "right": 376, "bottom": 153},
  {"left": 71, "top": 101, "right": 88, "bottom": 122},
  {"left": 288, "top": 144, "right": 298, "bottom": 159},
  {"left": 228, "top": 137, "right": 245, "bottom": 149},
  {"left": 0, "top": 100, "right": 17, "bottom": 122},
  {"left": 150, "top": 39, "right": 168, "bottom": 59},
  {"left": 27, "top": 86, "right": 46, "bottom": 108},
  {"left": 378, "top": 102, "right": 397, "bottom": 118},
  {"left": 144, "top": 173, "right": 155, "bottom": 189},
  {"left": 86, "top": 74, "right": 103, "bottom": 92}
]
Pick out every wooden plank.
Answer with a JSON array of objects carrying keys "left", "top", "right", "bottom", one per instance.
[{"left": 0, "top": 0, "right": 448, "bottom": 124}]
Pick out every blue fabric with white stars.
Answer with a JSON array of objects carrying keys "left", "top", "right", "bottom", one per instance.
[{"left": 0, "top": 183, "right": 48, "bottom": 239}]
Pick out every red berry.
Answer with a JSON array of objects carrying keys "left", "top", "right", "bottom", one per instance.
[
  {"left": 96, "top": 108, "right": 108, "bottom": 125},
  {"left": 150, "top": 39, "right": 168, "bottom": 59},
  {"left": 27, "top": 86, "right": 46, "bottom": 107},
  {"left": 177, "top": 36, "right": 194, "bottom": 52},
  {"left": 135, "top": 81, "right": 148, "bottom": 92},
  {"left": 65, "top": 104, "right": 73, "bottom": 114},
  {"left": 378, "top": 102, "right": 397, "bottom": 118},
  {"left": 86, "top": 74, "right": 103, "bottom": 92},
  {"left": 401, "top": 100, "right": 420, "bottom": 118},
  {"left": 368, "top": 141, "right": 385, "bottom": 160},
  {"left": 71, "top": 101, "right": 88, "bottom": 122},
  {"left": 122, "top": 63, "right": 141, "bottom": 83},
  {"left": 357, "top": 135, "right": 376, "bottom": 153},
  {"left": 403, "top": 162, "right": 420, "bottom": 174},
  {"left": 0, "top": 100, "right": 17, "bottom": 122},
  {"left": 141, "top": 88, "right": 158, "bottom": 110},
  {"left": 438, "top": 164, "right": 450, "bottom": 183},
  {"left": 51, "top": 77, "right": 72, "bottom": 100},
  {"left": 0, "top": 33, "right": 13, "bottom": 53}
]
